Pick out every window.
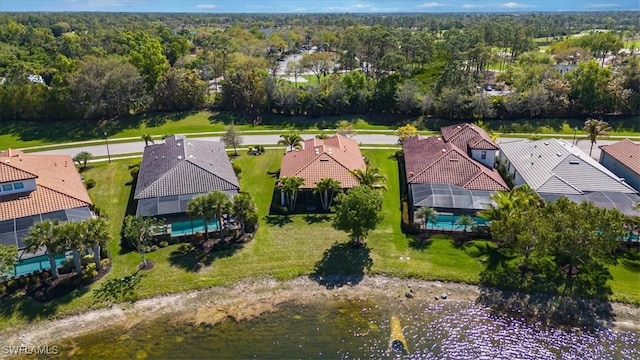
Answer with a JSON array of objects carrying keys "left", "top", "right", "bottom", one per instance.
[
  {"left": 13, "top": 182, "right": 24, "bottom": 190},
  {"left": 2, "top": 183, "right": 12, "bottom": 191},
  {"left": 481, "top": 151, "right": 487, "bottom": 160}
]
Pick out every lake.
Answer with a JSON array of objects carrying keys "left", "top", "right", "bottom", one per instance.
[{"left": 48, "top": 296, "right": 639, "bottom": 359}]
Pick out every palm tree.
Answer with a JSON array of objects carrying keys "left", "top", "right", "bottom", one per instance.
[
  {"left": 278, "top": 176, "right": 305, "bottom": 211},
  {"left": 59, "top": 221, "right": 85, "bottom": 275},
  {"left": 455, "top": 215, "right": 476, "bottom": 233},
  {"left": 582, "top": 118, "right": 612, "bottom": 157},
  {"left": 83, "top": 217, "right": 110, "bottom": 271},
  {"left": 23, "top": 220, "right": 62, "bottom": 278},
  {"left": 232, "top": 193, "right": 256, "bottom": 235},
  {"left": 208, "top": 191, "right": 231, "bottom": 240},
  {"left": 187, "top": 194, "right": 216, "bottom": 242},
  {"left": 141, "top": 133, "right": 154, "bottom": 147},
  {"left": 480, "top": 185, "right": 540, "bottom": 222},
  {"left": 315, "top": 133, "right": 329, "bottom": 139},
  {"left": 350, "top": 165, "right": 387, "bottom": 190},
  {"left": 72, "top": 151, "right": 93, "bottom": 171},
  {"left": 313, "top": 178, "right": 342, "bottom": 211},
  {"left": 277, "top": 133, "right": 304, "bottom": 152},
  {"left": 415, "top": 207, "right": 438, "bottom": 231}
]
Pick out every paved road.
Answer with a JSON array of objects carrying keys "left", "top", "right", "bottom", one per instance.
[{"left": 34, "top": 134, "right": 616, "bottom": 160}]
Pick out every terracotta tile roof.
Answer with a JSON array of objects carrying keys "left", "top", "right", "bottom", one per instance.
[
  {"left": 0, "top": 186, "right": 91, "bottom": 221},
  {"left": 599, "top": 139, "right": 640, "bottom": 174},
  {"left": 0, "top": 161, "right": 37, "bottom": 183},
  {"left": 0, "top": 154, "right": 92, "bottom": 221},
  {"left": 280, "top": 135, "right": 366, "bottom": 189},
  {"left": 0, "top": 149, "right": 24, "bottom": 157},
  {"left": 441, "top": 123, "right": 498, "bottom": 151},
  {"left": 403, "top": 135, "right": 508, "bottom": 191}
]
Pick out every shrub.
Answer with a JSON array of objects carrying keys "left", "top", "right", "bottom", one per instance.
[
  {"left": 0, "top": 284, "right": 6, "bottom": 294},
  {"left": 159, "top": 241, "right": 169, "bottom": 248},
  {"left": 144, "top": 246, "right": 151, "bottom": 253},
  {"left": 6, "top": 280, "right": 18, "bottom": 291},
  {"left": 151, "top": 245, "right": 159, "bottom": 252},
  {"left": 85, "top": 179, "right": 96, "bottom": 189},
  {"left": 245, "top": 210, "right": 259, "bottom": 233},
  {"left": 101, "top": 258, "right": 110, "bottom": 269},
  {"left": 83, "top": 263, "right": 98, "bottom": 280},
  {"left": 232, "top": 162, "right": 241, "bottom": 176},
  {"left": 401, "top": 201, "right": 420, "bottom": 235}
]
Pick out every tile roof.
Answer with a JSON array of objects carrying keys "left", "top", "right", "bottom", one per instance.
[
  {"left": 134, "top": 135, "right": 240, "bottom": 200},
  {"left": 0, "top": 154, "right": 92, "bottom": 221},
  {"left": 0, "top": 161, "right": 37, "bottom": 183},
  {"left": 599, "top": 139, "right": 640, "bottom": 174},
  {"left": 403, "top": 136, "right": 508, "bottom": 191},
  {"left": 279, "top": 135, "right": 366, "bottom": 189},
  {"left": 499, "top": 139, "right": 637, "bottom": 194},
  {"left": 441, "top": 123, "right": 498, "bottom": 151}
]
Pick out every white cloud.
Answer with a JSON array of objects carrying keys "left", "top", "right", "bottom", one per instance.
[
  {"left": 500, "top": 2, "right": 534, "bottom": 9},
  {"left": 323, "top": 3, "right": 372, "bottom": 11},
  {"left": 418, "top": 2, "right": 446, "bottom": 8},
  {"left": 462, "top": 3, "right": 482, "bottom": 8},
  {"left": 196, "top": 4, "right": 216, "bottom": 9},
  {"left": 587, "top": 3, "right": 620, "bottom": 8}
]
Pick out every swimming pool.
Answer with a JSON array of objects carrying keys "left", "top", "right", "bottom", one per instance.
[
  {"left": 170, "top": 218, "right": 220, "bottom": 237},
  {"left": 10, "top": 254, "right": 67, "bottom": 278},
  {"left": 423, "top": 214, "right": 488, "bottom": 232}
]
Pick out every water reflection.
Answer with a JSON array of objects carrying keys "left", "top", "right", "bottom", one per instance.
[{"left": 51, "top": 298, "right": 639, "bottom": 359}]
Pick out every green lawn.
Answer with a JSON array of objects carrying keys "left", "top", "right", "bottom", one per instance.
[{"left": 1, "top": 149, "right": 639, "bottom": 331}]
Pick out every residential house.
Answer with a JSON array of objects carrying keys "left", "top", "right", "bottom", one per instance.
[
  {"left": 0, "top": 150, "right": 93, "bottom": 276},
  {"left": 440, "top": 123, "right": 498, "bottom": 168},
  {"left": 499, "top": 139, "right": 640, "bottom": 215},
  {"left": 134, "top": 135, "right": 240, "bottom": 236},
  {"left": 278, "top": 135, "right": 365, "bottom": 211},
  {"left": 403, "top": 135, "right": 509, "bottom": 219},
  {"left": 599, "top": 139, "right": 640, "bottom": 192}
]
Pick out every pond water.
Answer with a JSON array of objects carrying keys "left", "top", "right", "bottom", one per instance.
[{"left": 48, "top": 298, "right": 639, "bottom": 359}]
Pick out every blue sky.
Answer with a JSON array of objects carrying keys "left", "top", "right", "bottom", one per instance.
[{"left": 0, "top": 0, "right": 637, "bottom": 13}]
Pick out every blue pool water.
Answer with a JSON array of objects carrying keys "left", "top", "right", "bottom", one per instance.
[
  {"left": 170, "top": 218, "right": 220, "bottom": 237},
  {"left": 11, "top": 254, "right": 67, "bottom": 277},
  {"left": 427, "top": 214, "right": 488, "bottom": 232}
]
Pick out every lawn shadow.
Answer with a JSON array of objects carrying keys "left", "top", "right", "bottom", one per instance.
[
  {"left": 309, "top": 241, "right": 373, "bottom": 289},
  {"left": 0, "top": 280, "right": 91, "bottom": 323},
  {"left": 408, "top": 233, "right": 433, "bottom": 251},
  {"left": 264, "top": 214, "right": 292, "bottom": 227},
  {"left": 168, "top": 242, "right": 240, "bottom": 272},
  {"left": 618, "top": 249, "right": 640, "bottom": 273},
  {"left": 267, "top": 170, "right": 281, "bottom": 178},
  {"left": 93, "top": 271, "right": 146, "bottom": 302},
  {"left": 304, "top": 213, "right": 330, "bottom": 225}
]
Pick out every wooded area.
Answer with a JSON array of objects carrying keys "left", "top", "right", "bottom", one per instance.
[{"left": 0, "top": 11, "right": 638, "bottom": 123}]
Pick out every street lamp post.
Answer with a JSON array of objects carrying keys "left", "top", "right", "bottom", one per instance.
[
  {"left": 104, "top": 131, "right": 111, "bottom": 163},
  {"left": 572, "top": 127, "right": 578, "bottom": 146}
]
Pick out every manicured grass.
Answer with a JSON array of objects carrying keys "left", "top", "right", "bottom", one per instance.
[{"left": 1, "top": 149, "right": 639, "bottom": 331}]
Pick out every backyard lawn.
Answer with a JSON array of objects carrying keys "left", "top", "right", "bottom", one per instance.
[{"left": 1, "top": 149, "right": 639, "bottom": 331}]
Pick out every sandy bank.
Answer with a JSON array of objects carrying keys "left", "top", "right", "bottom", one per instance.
[{"left": 1, "top": 276, "right": 638, "bottom": 349}]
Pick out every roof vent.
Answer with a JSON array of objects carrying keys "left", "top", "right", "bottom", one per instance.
[
  {"left": 569, "top": 160, "right": 579, "bottom": 165},
  {"left": 456, "top": 125, "right": 461, "bottom": 129},
  {"left": 442, "top": 149, "right": 446, "bottom": 152},
  {"left": 188, "top": 142, "right": 192, "bottom": 146},
  {"left": 177, "top": 142, "right": 182, "bottom": 146},
  {"left": 449, "top": 158, "right": 459, "bottom": 162},
  {"left": 544, "top": 141, "right": 549, "bottom": 145},
  {"left": 189, "top": 155, "right": 194, "bottom": 159},
  {"left": 178, "top": 155, "right": 183, "bottom": 160},
  {"left": 556, "top": 153, "right": 562, "bottom": 157}
]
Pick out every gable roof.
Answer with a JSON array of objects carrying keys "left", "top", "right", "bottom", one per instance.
[
  {"left": 441, "top": 123, "right": 498, "bottom": 151},
  {"left": 0, "top": 154, "right": 92, "bottom": 221},
  {"left": 0, "top": 161, "right": 37, "bottom": 183},
  {"left": 499, "top": 139, "right": 637, "bottom": 194},
  {"left": 134, "top": 135, "right": 239, "bottom": 200},
  {"left": 279, "top": 135, "right": 365, "bottom": 189},
  {"left": 599, "top": 139, "right": 640, "bottom": 174},
  {"left": 403, "top": 136, "right": 508, "bottom": 191}
]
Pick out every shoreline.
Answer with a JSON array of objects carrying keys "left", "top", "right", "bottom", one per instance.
[{"left": 2, "top": 276, "right": 639, "bottom": 350}]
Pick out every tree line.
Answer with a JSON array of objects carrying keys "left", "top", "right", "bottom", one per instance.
[{"left": 0, "top": 12, "right": 638, "bottom": 124}]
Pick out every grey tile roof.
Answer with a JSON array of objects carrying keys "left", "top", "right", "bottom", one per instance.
[
  {"left": 499, "top": 139, "right": 637, "bottom": 194},
  {"left": 134, "top": 136, "right": 239, "bottom": 200}
]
